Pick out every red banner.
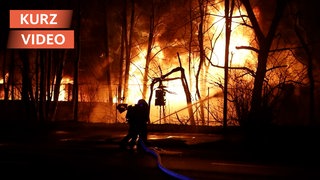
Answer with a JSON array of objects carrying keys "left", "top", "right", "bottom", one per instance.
[
  {"left": 7, "top": 30, "right": 74, "bottom": 49},
  {"left": 10, "top": 10, "right": 73, "bottom": 29}
]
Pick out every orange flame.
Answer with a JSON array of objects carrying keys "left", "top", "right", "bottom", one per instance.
[
  {"left": 58, "top": 77, "right": 73, "bottom": 101},
  {"left": 125, "top": 3, "right": 257, "bottom": 124}
]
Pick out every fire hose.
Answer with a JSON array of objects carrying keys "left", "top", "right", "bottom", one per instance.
[{"left": 138, "top": 139, "right": 193, "bottom": 180}]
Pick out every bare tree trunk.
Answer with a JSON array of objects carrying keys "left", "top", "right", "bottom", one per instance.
[
  {"left": 73, "top": 2, "right": 81, "bottom": 122},
  {"left": 20, "top": 50, "right": 36, "bottom": 122},
  {"left": 196, "top": 0, "right": 205, "bottom": 125},
  {"left": 103, "top": 2, "right": 113, "bottom": 104},
  {"left": 122, "top": 0, "right": 129, "bottom": 101},
  {"left": 142, "top": 0, "right": 155, "bottom": 100},
  {"left": 6, "top": 51, "right": 15, "bottom": 100},
  {"left": 223, "top": 0, "right": 235, "bottom": 129},
  {"left": 10, "top": 54, "right": 15, "bottom": 100},
  {"left": 51, "top": 50, "right": 66, "bottom": 121},
  {"left": 118, "top": 35, "right": 124, "bottom": 103},
  {"left": 241, "top": 0, "right": 287, "bottom": 127},
  {"left": 21, "top": 51, "right": 31, "bottom": 102},
  {"left": 1, "top": 7, "right": 9, "bottom": 101},
  {"left": 3, "top": 50, "right": 15, "bottom": 101},
  {"left": 187, "top": 0, "right": 195, "bottom": 125},
  {"left": 39, "top": 50, "right": 46, "bottom": 122},
  {"left": 123, "top": 0, "right": 135, "bottom": 102},
  {"left": 188, "top": 0, "right": 194, "bottom": 93},
  {"left": 294, "top": 20, "right": 315, "bottom": 125},
  {"left": 34, "top": 50, "right": 40, "bottom": 121},
  {"left": 177, "top": 53, "right": 195, "bottom": 125},
  {"left": 2, "top": 49, "right": 7, "bottom": 100},
  {"left": 45, "top": 50, "right": 52, "bottom": 121},
  {"left": 35, "top": 51, "right": 39, "bottom": 102},
  {"left": 118, "top": 0, "right": 127, "bottom": 102}
]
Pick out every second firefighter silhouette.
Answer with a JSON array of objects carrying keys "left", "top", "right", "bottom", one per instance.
[{"left": 120, "top": 99, "right": 150, "bottom": 150}]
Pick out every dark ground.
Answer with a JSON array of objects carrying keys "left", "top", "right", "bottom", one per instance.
[{"left": 0, "top": 121, "right": 319, "bottom": 179}]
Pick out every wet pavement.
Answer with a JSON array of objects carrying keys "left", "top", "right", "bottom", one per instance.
[{"left": 0, "top": 122, "right": 319, "bottom": 179}]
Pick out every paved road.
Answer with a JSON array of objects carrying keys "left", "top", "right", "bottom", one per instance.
[
  {"left": 145, "top": 133, "right": 320, "bottom": 180},
  {"left": 0, "top": 134, "right": 170, "bottom": 179},
  {"left": 0, "top": 123, "right": 319, "bottom": 179}
]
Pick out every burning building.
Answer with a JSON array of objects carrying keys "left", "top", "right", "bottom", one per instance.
[{"left": 0, "top": 0, "right": 319, "bottom": 126}]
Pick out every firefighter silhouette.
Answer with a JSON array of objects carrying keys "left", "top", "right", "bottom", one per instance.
[{"left": 120, "top": 99, "right": 150, "bottom": 150}]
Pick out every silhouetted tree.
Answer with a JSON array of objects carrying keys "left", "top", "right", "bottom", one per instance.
[
  {"left": 118, "top": 0, "right": 135, "bottom": 103},
  {"left": 142, "top": 0, "right": 155, "bottom": 100},
  {"left": 103, "top": 1, "right": 113, "bottom": 104},
  {"left": 73, "top": 1, "right": 81, "bottom": 122},
  {"left": 291, "top": 0, "right": 319, "bottom": 125},
  {"left": 194, "top": 0, "right": 206, "bottom": 125},
  {"left": 123, "top": 0, "right": 135, "bottom": 101},
  {"left": 240, "top": 0, "right": 288, "bottom": 128},
  {"left": 20, "top": 50, "right": 36, "bottom": 122}
]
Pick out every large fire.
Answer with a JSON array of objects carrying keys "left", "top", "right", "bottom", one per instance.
[
  {"left": 0, "top": 1, "right": 307, "bottom": 125},
  {"left": 125, "top": 2, "right": 257, "bottom": 125}
]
